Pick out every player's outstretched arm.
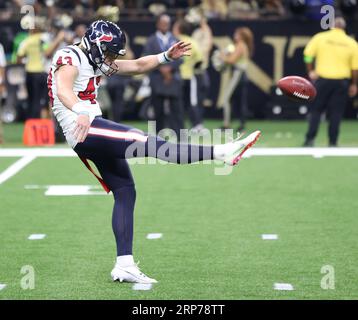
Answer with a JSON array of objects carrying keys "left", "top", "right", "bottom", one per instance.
[{"left": 114, "top": 41, "right": 191, "bottom": 75}]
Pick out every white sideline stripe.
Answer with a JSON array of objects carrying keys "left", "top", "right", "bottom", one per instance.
[
  {"left": 1, "top": 147, "right": 358, "bottom": 158},
  {"left": 132, "top": 283, "right": 153, "bottom": 291},
  {"left": 244, "top": 148, "right": 358, "bottom": 157},
  {"left": 262, "top": 234, "right": 278, "bottom": 240},
  {"left": 0, "top": 284, "right": 6, "bottom": 291},
  {"left": 0, "top": 148, "right": 76, "bottom": 157},
  {"left": 146, "top": 233, "right": 163, "bottom": 240},
  {"left": 24, "top": 185, "right": 110, "bottom": 196},
  {"left": 88, "top": 127, "right": 148, "bottom": 142},
  {"left": 0, "top": 155, "right": 36, "bottom": 185},
  {"left": 28, "top": 234, "right": 46, "bottom": 240},
  {"left": 274, "top": 283, "right": 294, "bottom": 291},
  {"left": 45, "top": 185, "right": 108, "bottom": 196}
]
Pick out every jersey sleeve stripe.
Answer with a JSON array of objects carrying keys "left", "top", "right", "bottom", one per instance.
[{"left": 65, "top": 46, "right": 82, "bottom": 64}]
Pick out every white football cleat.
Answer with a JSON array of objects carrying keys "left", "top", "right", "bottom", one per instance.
[
  {"left": 215, "top": 130, "right": 261, "bottom": 166},
  {"left": 111, "top": 262, "right": 158, "bottom": 284}
]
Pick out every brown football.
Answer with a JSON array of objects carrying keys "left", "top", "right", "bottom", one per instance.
[{"left": 277, "top": 76, "right": 317, "bottom": 102}]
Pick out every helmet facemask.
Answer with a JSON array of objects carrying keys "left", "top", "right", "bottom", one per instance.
[{"left": 93, "top": 40, "right": 126, "bottom": 76}]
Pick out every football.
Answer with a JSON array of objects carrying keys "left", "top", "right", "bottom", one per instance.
[{"left": 277, "top": 76, "right": 317, "bottom": 102}]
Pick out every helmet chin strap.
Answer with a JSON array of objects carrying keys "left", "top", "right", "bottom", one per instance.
[{"left": 95, "top": 38, "right": 103, "bottom": 60}]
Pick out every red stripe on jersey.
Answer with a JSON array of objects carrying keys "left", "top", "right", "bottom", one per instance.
[{"left": 47, "top": 67, "right": 54, "bottom": 106}]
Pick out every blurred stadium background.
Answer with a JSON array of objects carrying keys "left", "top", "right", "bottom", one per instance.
[{"left": 0, "top": 0, "right": 357, "bottom": 300}]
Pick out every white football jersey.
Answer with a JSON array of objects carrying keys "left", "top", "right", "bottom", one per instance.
[{"left": 48, "top": 45, "right": 103, "bottom": 147}]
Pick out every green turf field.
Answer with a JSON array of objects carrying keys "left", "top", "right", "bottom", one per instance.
[{"left": 0, "top": 120, "right": 357, "bottom": 299}]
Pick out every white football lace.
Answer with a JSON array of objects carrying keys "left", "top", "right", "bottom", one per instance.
[{"left": 293, "top": 91, "right": 309, "bottom": 100}]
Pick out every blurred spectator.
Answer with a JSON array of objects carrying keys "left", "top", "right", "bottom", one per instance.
[
  {"left": 10, "top": 30, "right": 28, "bottom": 64},
  {"left": 188, "top": 8, "right": 213, "bottom": 110},
  {"left": 73, "top": 24, "right": 87, "bottom": 44},
  {"left": 175, "top": 0, "right": 201, "bottom": 8},
  {"left": 144, "top": 0, "right": 171, "bottom": 16},
  {"left": 16, "top": 17, "right": 49, "bottom": 119},
  {"left": 303, "top": 17, "right": 358, "bottom": 147},
  {"left": 305, "top": 0, "right": 334, "bottom": 20},
  {"left": 0, "top": 42, "right": 5, "bottom": 143},
  {"left": 93, "top": 0, "right": 124, "bottom": 11},
  {"left": 42, "top": 15, "right": 75, "bottom": 72},
  {"left": 227, "top": 0, "right": 260, "bottom": 19},
  {"left": 107, "top": 32, "right": 135, "bottom": 122},
  {"left": 186, "top": 7, "right": 212, "bottom": 72},
  {"left": 220, "top": 27, "right": 254, "bottom": 131},
  {"left": 143, "top": 14, "right": 184, "bottom": 137},
  {"left": 144, "top": 0, "right": 172, "bottom": 8},
  {"left": 96, "top": 2, "right": 121, "bottom": 21},
  {"left": 0, "top": 42, "right": 5, "bottom": 96},
  {"left": 173, "top": 19, "right": 205, "bottom": 132},
  {"left": 260, "top": 0, "right": 286, "bottom": 17},
  {"left": 201, "top": 0, "right": 228, "bottom": 20}
]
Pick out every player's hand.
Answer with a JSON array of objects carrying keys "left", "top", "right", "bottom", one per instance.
[
  {"left": 167, "top": 41, "right": 191, "bottom": 60},
  {"left": 308, "top": 71, "right": 318, "bottom": 82},
  {"left": 73, "top": 113, "right": 91, "bottom": 143},
  {"left": 348, "top": 84, "right": 357, "bottom": 98}
]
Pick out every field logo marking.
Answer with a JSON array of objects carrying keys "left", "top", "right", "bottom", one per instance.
[
  {"left": 20, "top": 265, "right": 35, "bottom": 290},
  {"left": 321, "top": 265, "right": 335, "bottom": 290},
  {"left": 0, "top": 155, "right": 36, "bottom": 185}
]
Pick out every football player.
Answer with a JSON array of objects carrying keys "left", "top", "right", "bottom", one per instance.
[{"left": 48, "top": 20, "right": 261, "bottom": 283}]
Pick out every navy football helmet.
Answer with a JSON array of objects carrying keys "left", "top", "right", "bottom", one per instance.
[{"left": 83, "top": 20, "right": 126, "bottom": 76}]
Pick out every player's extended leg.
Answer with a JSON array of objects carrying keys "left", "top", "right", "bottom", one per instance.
[
  {"left": 326, "top": 80, "right": 349, "bottom": 146},
  {"left": 73, "top": 118, "right": 260, "bottom": 284},
  {"left": 304, "top": 79, "right": 332, "bottom": 146},
  {"left": 75, "top": 117, "right": 260, "bottom": 166},
  {"left": 81, "top": 154, "right": 157, "bottom": 284}
]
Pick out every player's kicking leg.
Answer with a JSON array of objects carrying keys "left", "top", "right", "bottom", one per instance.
[
  {"left": 78, "top": 117, "right": 261, "bottom": 166},
  {"left": 213, "top": 130, "right": 261, "bottom": 166},
  {"left": 74, "top": 118, "right": 261, "bottom": 284}
]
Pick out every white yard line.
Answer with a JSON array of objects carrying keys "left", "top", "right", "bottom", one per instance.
[
  {"left": 28, "top": 234, "right": 46, "bottom": 240},
  {"left": 132, "top": 283, "right": 153, "bottom": 291},
  {"left": 146, "top": 233, "right": 163, "bottom": 240},
  {"left": 1, "top": 147, "right": 358, "bottom": 158},
  {"left": 262, "top": 234, "right": 278, "bottom": 240},
  {"left": 245, "top": 147, "right": 358, "bottom": 157},
  {"left": 0, "top": 148, "right": 76, "bottom": 157},
  {"left": 274, "top": 283, "right": 294, "bottom": 291},
  {"left": 0, "top": 155, "right": 37, "bottom": 185}
]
